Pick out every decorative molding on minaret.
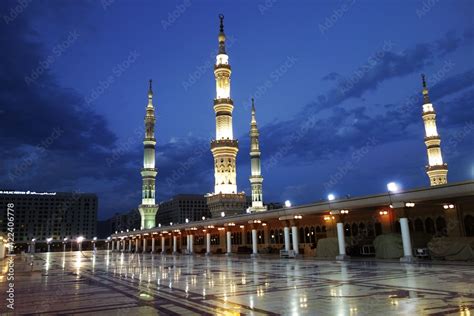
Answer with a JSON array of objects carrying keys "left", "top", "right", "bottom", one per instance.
[
  {"left": 249, "top": 98, "right": 267, "bottom": 212},
  {"left": 421, "top": 74, "right": 448, "bottom": 186},
  {"left": 207, "top": 14, "right": 246, "bottom": 217},
  {"left": 139, "top": 79, "right": 159, "bottom": 229}
]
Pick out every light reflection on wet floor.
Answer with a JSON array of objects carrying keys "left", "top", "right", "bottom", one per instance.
[{"left": 1, "top": 251, "right": 473, "bottom": 315}]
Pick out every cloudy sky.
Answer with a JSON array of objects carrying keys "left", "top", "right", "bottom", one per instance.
[{"left": 1, "top": 0, "right": 473, "bottom": 219}]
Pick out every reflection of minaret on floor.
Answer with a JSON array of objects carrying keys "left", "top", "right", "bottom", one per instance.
[
  {"left": 421, "top": 74, "right": 448, "bottom": 186},
  {"left": 139, "top": 80, "right": 159, "bottom": 229},
  {"left": 206, "top": 14, "right": 246, "bottom": 218},
  {"left": 249, "top": 99, "right": 267, "bottom": 212}
]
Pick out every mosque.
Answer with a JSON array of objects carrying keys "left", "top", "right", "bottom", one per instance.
[{"left": 113, "top": 15, "right": 473, "bottom": 262}]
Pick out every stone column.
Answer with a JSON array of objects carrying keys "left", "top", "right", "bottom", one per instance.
[
  {"left": 173, "top": 236, "right": 177, "bottom": 254},
  {"left": 161, "top": 236, "right": 166, "bottom": 254},
  {"left": 135, "top": 238, "right": 140, "bottom": 253},
  {"left": 128, "top": 239, "right": 132, "bottom": 252},
  {"left": 151, "top": 237, "right": 155, "bottom": 253},
  {"left": 336, "top": 222, "right": 348, "bottom": 260},
  {"left": 226, "top": 231, "right": 232, "bottom": 256},
  {"left": 251, "top": 229, "right": 258, "bottom": 256},
  {"left": 186, "top": 235, "right": 191, "bottom": 253},
  {"left": 400, "top": 217, "right": 414, "bottom": 262},
  {"left": 283, "top": 227, "right": 290, "bottom": 251},
  {"left": 206, "top": 233, "right": 211, "bottom": 255},
  {"left": 189, "top": 235, "right": 194, "bottom": 254},
  {"left": 291, "top": 226, "right": 299, "bottom": 255},
  {"left": 142, "top": 238, "right": 147, "bottom": 253}
]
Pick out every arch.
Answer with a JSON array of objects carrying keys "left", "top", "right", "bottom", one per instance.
[
  {"left": 344, "top": 223, "right": 351, "bottom": 237},
  {"left": 425, "top": 217, "right": 435, "bottom": 234},
  {"left": 414, "top": 218, "right": 424, "bottom": 232},
  {"left": 278, "top": 229, "right": 284, "bottom": 244},
  {"left": 304, "top": 227, "right": 310, "bottom": 244},
  {"left": 358, "top": 223, "right": 366, "bottom": 237},
  {"left": 436, "top": 217, "right": 447, "bottom": 236},
  {"left": 310, "top": 226, "right": 316, "bottom": 243},
  {"left": 351, "top": 223, "right": 359, "bottom": 236},
  {"left": 299, "top": 227, "right": 305, "bottom": 243},
  {"left": 374, "top": 222, "right": 382, "bottom": 236},
  {"left": 465, "top": 215, "right": 474, "bottom": 237}
]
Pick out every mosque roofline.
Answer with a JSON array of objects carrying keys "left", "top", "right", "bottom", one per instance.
[{"left": 112, "top": 180, "right": 474, "bottom": 238}]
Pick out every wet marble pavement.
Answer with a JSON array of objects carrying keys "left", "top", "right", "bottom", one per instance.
[{"left": 0, "top": 251, "right": 473, "bottom": 315}]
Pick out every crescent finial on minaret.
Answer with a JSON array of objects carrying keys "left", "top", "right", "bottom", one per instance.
[
  {"left": 219, "top": 14, "right": 224, "bottom": 33},
  {"left": 421, "top": 74, "right": 430, "bottom": 104},
  {"left": 218, "top": 14, "right": 226, "bottom": 54}
]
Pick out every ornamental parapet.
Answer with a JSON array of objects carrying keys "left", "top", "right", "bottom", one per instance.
[
  {"left": 211, "top": 139, "right": 238, "bottom": 149},
  {"left": 214, "top": 64, "right": 231, "bottom": 71},
  {"left": 214, "top": 98, "right": 233, "bottom": 106},
  {"left": 426, "top": 163, "right": 448, "bottom": 171}
]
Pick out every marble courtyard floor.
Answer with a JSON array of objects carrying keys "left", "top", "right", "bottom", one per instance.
[{"left": 0, "top": 251, "right": 473, "bottom": 315}]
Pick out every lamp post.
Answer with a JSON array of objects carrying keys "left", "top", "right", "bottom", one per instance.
[
  {"left": 31, "top": 238, "right": 36, "bottom": 254},
  {"left": 92, "top": 237, "right": 97, "bottom": 253},
  {"left": 76, "top": 236, "right": 84, "bottom": 252},
  {"left": 63, "top": 238, "right": 68, "bottom": 252},
  {"left": 46, "top": 237, "right": 53, "bottom": 253}
]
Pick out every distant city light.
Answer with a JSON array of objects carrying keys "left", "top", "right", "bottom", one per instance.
[
  {"left": 46, "top": 237, "right": 53, "bottom": 243},
  {"left": 185, "top": 218, "right": 189, "bottom": 223},
  {"left": 327, "top": 194, "right": 335, "bottom": 201},
  {"left": 76, "top": 236, "right": 85, "bottom": 243},
  {"left": 202, "top": 216, "right": 206, "bottom": 220},
  {"left": 284, "top": 200, "right": 292, "bottom": 207},
  {"left": 221, "top": 212, "right": 225, "bottom": 217}
]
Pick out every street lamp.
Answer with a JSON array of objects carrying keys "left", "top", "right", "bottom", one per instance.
[
  {"left": 76, "top": 236, "right": 84, "bottom": 252},
  {"left": 185, "top": 218, "right": 189, "bottom": 223},
  {"left": 327, "top": 194, "right": 335, "bottom": 201},
  {"left": 46, "top": 237, "right": 53, "bottom": 252},
  {"left": 284, "top": 200, "right": 292, "bottom": 208},
  {"left": 31, "top": 238, "right": 36, "bottom": 254},
  {"left": 387, "top": 182, "right": 399, "bottom": 193},
  {"left": 92, "top": 237, "right": 97, "bottom": 252},
  {"left": 63, "top": 237, "right": 68, "bottom": 252}
]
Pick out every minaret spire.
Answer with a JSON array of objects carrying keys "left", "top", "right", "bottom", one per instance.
[
  {"left": 249, "top": 99, "right": 266, "bottom": 212},
  {"left": 421, "top": 74, "right": 430, "bottom": 104},
  {"left": 139, "top": 80, "right": 159, "bottom": 229},
  {"left": 207, "top": 14, "right": 246, "bottom": 217},
  {"left": 421, "top": 74, "right": 448, "bottom": 186},
  {"left": 218, "top": 14, "right": 226, "bottom": 54}
]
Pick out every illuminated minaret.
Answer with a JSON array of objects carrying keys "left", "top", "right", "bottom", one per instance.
[
  {"left": 207, "top": 14, "right": 246, "bottom": 217},
  {"left": 249, "top": 99, "right": 266, "bottom": 212},
  {"left": 138, "top": 80, "right": 159, "bottom": 229},
  {"left": 421, "top": 74, "right": 448, "bottom": 186}
]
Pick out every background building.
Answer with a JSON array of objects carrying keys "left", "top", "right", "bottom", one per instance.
[
  {"left": 0, "top": 190, "right": 97, "bottom": 241},
  {"left": 157, "top": 194, "right": 211, "bottom": 225}
]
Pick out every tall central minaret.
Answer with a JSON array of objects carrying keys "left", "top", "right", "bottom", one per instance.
[
  {"left": 139, "top": 80, "right": 159, "bottom": 229},
  {"left": 207, "top": 14, "right": 246, "bottom": 217},
  {"left": 211, "top": 14, "right": 238, "bottom": 195},
  {"left": 421, "top": 74, "right": 448, "bottom": 186},
  {"left": 249, "top": 99, "right": 266, "bottom": 212}
]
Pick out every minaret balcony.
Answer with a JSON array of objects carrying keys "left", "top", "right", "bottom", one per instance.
[
  {"left": 426, "top": 163, "right": 448, "bottom": 171},
  {"left": 211, "top": 139, "right": 238, "bottom": 150},
  {"left": 214, "top": 64, "right": 231, "bottom": 71},
  {"left": 214, "top": 98, "right": 233, "bottom": 106}
]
